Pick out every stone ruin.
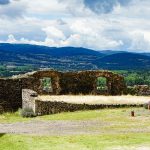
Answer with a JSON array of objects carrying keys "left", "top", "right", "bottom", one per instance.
[
  {"left": 126, "top": 84, "right": 150, "bottom": 96},
  {"left": 22, "top": 89, "right": 141, "bottom": 116},
  {"left": 0, "top": 70, "right": 126, "bottom": 113}
]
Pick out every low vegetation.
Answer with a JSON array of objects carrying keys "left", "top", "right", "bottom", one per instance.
[
  {"left": 0, "top": 107, "right": 150, "bottom": 150},
  {"left": 0, "top": 107, "right": 149, "bottom": 123},
  {"left": 0, "top": 133, "right": 150, "bottom": 150},
  {"left": 115, "top": 70, "right": 150, "bottom": 86},
  {"left": 20, "top": 108, "right": 36, "bottom": 118}
]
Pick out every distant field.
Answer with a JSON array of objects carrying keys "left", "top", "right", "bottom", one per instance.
[{"left": 38, "top": 95, "right": 150, "bottom": 105}]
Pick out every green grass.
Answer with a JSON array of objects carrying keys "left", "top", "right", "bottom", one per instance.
[
  {"left": 0, "top": 133, "right": 150, "bottom": 150},
  {"left": 0, "top": 108, "right": 150, "bottom": 149},
  {"left": 0, "top": 107, "right": 149, "bottom": 123},
  {"left": 0, "top": 111, "right": 31, "bottom": 123}
]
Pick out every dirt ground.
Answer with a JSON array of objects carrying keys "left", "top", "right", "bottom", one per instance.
[
  {"left": 0, "top": 120, "right": 107, "bottom": 135},
  {"left": 0, "top": 119, "right": 150, "bottom": 136}
]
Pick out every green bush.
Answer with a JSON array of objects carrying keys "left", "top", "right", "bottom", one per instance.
[
  {"left": 20, "top": 107, "right": 36, "bottom": 118},
  {"left": 143, "top": 101, "right": 150, "bottom": 109},
  {"left": 126, "top": 86, "right": 137, "bottom": 95}
]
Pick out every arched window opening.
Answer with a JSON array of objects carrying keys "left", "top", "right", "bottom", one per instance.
[
  {"left": 40, "top": 77, "right": 53, "bottom": 93},
  {"left": 97, "top": 77, "right": 108, "bottom": 93}
]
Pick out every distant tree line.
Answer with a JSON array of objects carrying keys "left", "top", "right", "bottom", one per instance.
[
  {"left": 114, "top": 70, "right": 150, "bottom": 86},
  {"left": 1, "top": 64, "right": 150, "bottom": 87},
  {"left": 0, "top": 65, "right": 37, "bottom": 77}
]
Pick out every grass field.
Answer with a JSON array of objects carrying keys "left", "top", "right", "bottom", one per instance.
[
  {"left": 0, "top": 107, "right": 150, "bottom": 123},
  {"left": 0, "top": 107, "right": 150, "bottom": 150},
  {"left": 0, "top": 133, "right": 150, "bottom": 150}
]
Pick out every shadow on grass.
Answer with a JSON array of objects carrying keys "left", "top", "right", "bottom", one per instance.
[{"left": 0, "top": 133, "right": 6, "bottom": 138}]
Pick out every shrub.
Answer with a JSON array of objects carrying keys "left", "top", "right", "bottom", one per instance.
[
  {"left": 126, "top": 86, "right": 137, "bottom": 95},
  {"left": 20, "top": 107, "right": 36, "bottom": 118},
  {"left": 143, "top": 101, "right": 150, "bottom": 109}
]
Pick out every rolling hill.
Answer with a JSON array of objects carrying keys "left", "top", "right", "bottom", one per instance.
[
  {"left": 0, "top": 43, "right": 104, "bottom": 71},
  {"left": 0, "top": 43, "right": 150, "bottom": 72},
  {"left": 94, "top": 52, "right": 150, "bottom": 70}
]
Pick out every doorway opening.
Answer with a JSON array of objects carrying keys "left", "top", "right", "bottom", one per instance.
[
  {"left": 97, "top": 77, "right": 108, "bottom": 94},
  {"left": 40, "top": 77, "right": 53, "bottom": 93}
]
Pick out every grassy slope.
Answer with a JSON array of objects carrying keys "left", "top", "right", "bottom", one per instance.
[
  {"left": 0, "top": 107, "right": 150, "bottom": 123},
  {"left": 0, "top": 108, "right": 150, "bottom": 150}
]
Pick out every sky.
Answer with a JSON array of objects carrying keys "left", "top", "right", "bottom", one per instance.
[{"left": 0, "top": 0, "right": 150, "bottom": 52}]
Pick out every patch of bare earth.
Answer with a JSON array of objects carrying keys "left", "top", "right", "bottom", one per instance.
[
  {"left": 0, "top": 120, "right": 105, "bottom": 135},
  {"left": 0, "top": 118, "right": 150, "bottom": 135}
]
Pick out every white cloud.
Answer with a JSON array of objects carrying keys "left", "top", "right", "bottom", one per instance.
[
  {"left": 43, "top": 26, "right": 65, "bottom": 40},
  {"left": 0, "top": 0, "right": 150, "bottom": 51},
  {"left": 129, "top": 30, "right": 150, "bottom": 51},
  {"left": 0, "top": 0, "right": 27, "bottom": 18},
  {"left": 7, "top": 34, "right": 16, "bottom": 43}
]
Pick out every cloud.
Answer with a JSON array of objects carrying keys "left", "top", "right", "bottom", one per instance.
[
  {"left": 42, "top": 26, "right": 65, "bottom": 40},
  {"left": 3, "top": 18, "right": 123, "bottom": 50},
  {"left": 7, "top": 34, "right": 16, "bottom": 42},
  {"left": 0, "top": 0, "right": 26, "bottom": 18},
  {"left": 0, "top": 0, "right": 150, "bottom": 52},
  {"left": 84, "top": 0, "right": 131, "bottom": 14},
  {"left": 2, "top": 34, "right": 45, "bottom": 45},
  {"left": 129, "top": 30, "right": 150, "bottom": 51},
  {"left": 0, "top": 0, "right": 10, "bottom": 5}
]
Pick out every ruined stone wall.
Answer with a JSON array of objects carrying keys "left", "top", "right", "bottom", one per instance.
[
  {"left": 28, "top": 71, "right": 62, "bottom": 95},
  {"left": 0, "top": 78, "right": 22, "bottom": 113},
  {"left": 23, "top": 70, "right": 126, "bottom": 95},
  {"left": 59, "top": 71, "right": 126, "bottom": 95},
  {"left": 127, "top": 85, "right": 150, "bottom": 96},
  {"left": 22, "top": 89, "right": 142, "bottom": 116},
  {"left": 35, "top": 100, "right": 142, "bottom": 116},
  {"left": 19, "top": 70, "right": 126, "bottom": 96},
  {"left": 22, "top": 89, "right": 38, "bottom": 111},
  {"left": 0, "top": 70, "right": 126, "bottom": 112}
]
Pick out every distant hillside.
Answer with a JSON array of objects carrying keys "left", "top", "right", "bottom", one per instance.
[
  {"left": 94, "top": 52, "right": 150, "bottom": 70},
  {"left": 99, "top": 50, "right": 126, "bottom": 55},
  {"left": 0, "top": 43, "right": 104, "bottom": 71},
  {"left": 0, "top": 43, "right": 150, "bottom": 72}
]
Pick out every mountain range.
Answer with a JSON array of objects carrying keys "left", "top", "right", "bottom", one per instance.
[{"left": 0, "top": 43, "right": 150, "bottom": 71}]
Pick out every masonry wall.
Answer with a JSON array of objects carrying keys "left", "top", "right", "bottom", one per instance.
[
  {"left": 0, "top": 70, "right": 127, "bottom": 113},
  {"left": 22, "top": 89, "right": 38, "bottom": 111},
  {"left": 59, "top": 71, "right": 126, "bottom": 95},
  {"left": 0, "top": 78, "right": 22, "bottom": 113},
  {"left": 35, "top": 100, "right": 142, "bottom": 116}
]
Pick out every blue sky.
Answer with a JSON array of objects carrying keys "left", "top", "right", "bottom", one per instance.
[{"left": 0, "top": 0, "right": 150, "bottom": 51}]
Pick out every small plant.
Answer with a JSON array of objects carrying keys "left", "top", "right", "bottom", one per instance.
[
  {"left": 20, "top": 107, "right": 36, "bottom": 118},
  {"left": 143, "top": 101, "right": 150, "bottom": 109}
]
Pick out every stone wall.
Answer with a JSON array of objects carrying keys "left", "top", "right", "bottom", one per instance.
[
  {"left": 21, "top": 89, "right": 142, "bottom": 116},
  {"left": 0, "top": 78, "right": 22, "bottom": 113},
  {"left": 22, "top": 70, "right": 126, "bottom": 95},
  {"left": 22, "top": 89, "right": 38, "bottom": 111},
  {"left": 127, "top": 85, "right": 150, "bottom": 96},
  {"left": 59, "top": 71, "right": 126, "bottom": 95},
  {"left": 0, "top": 70, "right": 126, "bottom": 113},
  {"left": 27, "top": 71, "right": 62, "bottom": 95},
  {"left": 35, "top": 100, "right": 142, "bottom": 116}
]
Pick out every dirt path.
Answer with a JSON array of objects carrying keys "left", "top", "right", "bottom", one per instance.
[
  {"left": 0, "top": 119, "right": 150, "bottom": 136},
  {"left": 0, "top": 120, "right": 106, "bottom": 135}
]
